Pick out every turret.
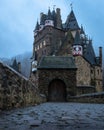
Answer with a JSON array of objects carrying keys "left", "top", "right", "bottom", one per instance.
[
  {"left": 80, "top": 25, "right": 85, "bottom": 39},
  {"left": 56, "top": 8, "right": 62, "bottom": 29},
  {"left": 52, "top": 7, "right": 56, "bottom": 26},
  {"left": 45, "top": 8, "right": 54, "bottom": 27},
  {"left": 34, "top": 21, "right": 39, "bottom": 36},
  {"left": 39, "top": 12, "right": 46, "bottom": 31},
  {"left": 72, "top": 31, "right": 83, "bottom": 56}
]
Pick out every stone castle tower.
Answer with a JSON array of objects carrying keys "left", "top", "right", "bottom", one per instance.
[{"left": 30, "top": 7, "right": 103, "bottom": 100}]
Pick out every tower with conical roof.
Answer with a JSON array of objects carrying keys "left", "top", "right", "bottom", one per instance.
[
  {"left": 45, "top": 8, "right": 54, "bottom": 27},
  {"left": 72, "top": 31, "right": 83, "bottom": 56}
]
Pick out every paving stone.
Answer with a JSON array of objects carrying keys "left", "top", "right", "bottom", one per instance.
[{"left": 0, "top": 103, "right": 104, "bottom": 130}]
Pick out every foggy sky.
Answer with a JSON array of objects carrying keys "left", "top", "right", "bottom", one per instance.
[{"left": 0, "top": 0, "right": 104, "bottom": 58}]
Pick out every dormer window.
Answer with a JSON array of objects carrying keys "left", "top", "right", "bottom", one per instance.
[
  {"left": 45, "top": 20, "right": 54, "bottom": 27},
  {"left": 73, "top": 45, "right": 83, "bottom": 56}
]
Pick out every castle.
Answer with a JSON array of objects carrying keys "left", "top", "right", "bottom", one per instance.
[{"left": 30, "top": 7, "right": 103, "bottom": 101}]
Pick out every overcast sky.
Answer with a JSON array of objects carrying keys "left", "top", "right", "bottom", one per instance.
[{"left": 0, "top": 0, "right": 104, "bottom": 58}]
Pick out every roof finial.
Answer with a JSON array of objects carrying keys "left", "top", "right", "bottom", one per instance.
[
  {"left": 53, "top": 5, "right": 56, "bottom": 10},
  {"left": 70, "top": 3, "right": 73, "bottom": 10}
]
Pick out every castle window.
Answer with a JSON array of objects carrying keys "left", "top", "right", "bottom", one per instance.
[
  {"left": 91, "top": 70, "right": 93, "bottom": 74},
  {"left": 40, "top": 43, "right": 42, "bottom": 48},
  {"left": 43, "top": 40, "right": 46, "bottom": 46},
  {"left": 97, "top": 69, "right": 99, "bottom": 75},
  {"left": 98, "top": 81, "right": 100, "bottom": 85},
  {"left": 37, "top": 45, "right": 39, "bottom": 50},
  {"left": 35, "top": 47, "right": 37, "bottom": 51}
]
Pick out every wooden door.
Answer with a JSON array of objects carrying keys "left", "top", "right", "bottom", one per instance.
[{"left": 48, "top": 79, "right": 66, "bottom": 102}]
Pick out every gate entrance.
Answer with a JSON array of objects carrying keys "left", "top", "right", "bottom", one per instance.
[{"left": 48, "top": 79, "right": 66, "bottom": 102}]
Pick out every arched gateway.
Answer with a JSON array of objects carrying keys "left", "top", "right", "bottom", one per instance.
[
  {"left": 37, "top": 56, "right": 77, "bottom": 102},
  {"left": 48, "top": 79, "right": 66, "bottom": 102}
]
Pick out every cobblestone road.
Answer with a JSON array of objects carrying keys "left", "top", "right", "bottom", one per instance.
[{"left": 0, "top": 103, "right": 104, "bottom": 130}]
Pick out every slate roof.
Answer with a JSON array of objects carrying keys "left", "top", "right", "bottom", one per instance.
[
  {"left": 38, "top": 56, "right": 76, "bottom": 69},
  {"left": 73, "top": 31, "right": 81, "bottom": 45},
  {"left": 83, "top": 42, "right": 96, "bottom": 65},
  {"left": 65, "top": 10, "right": 80, "bottom": 30}
]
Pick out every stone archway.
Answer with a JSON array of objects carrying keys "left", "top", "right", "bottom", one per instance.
[{"left": 48, "top": 79, "right": 67, "bottom": 102}]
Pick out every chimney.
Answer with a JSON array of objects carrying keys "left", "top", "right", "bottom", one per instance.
[
  {"left": 18, "top": 62, "right": 21, "bottom": 73},
  {"left": 99, "top": 47, "right": 102, "bottom": 66}
]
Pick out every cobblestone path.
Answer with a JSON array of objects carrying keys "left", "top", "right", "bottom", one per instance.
[{"left": 0, "top": 103, "right": 104, "bottom": 130}]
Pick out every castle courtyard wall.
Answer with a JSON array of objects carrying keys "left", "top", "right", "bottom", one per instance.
[
  {"left": 75, "top": 56, "right": 91, "bottom": 86},
  {"left": 0, "top": 62, "right": 44, "bottom": 110}
]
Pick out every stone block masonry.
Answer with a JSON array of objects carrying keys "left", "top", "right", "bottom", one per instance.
[
  {"left": 0, "top": 61, "right": 44, "bottom": 110},
  {"left": 68, "top": 92, "right": 104, "bottom": 103},
  {"left": 38, "top": 69, "right": 77, "bottom": 100}
]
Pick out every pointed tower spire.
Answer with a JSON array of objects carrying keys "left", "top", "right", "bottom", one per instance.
[
  {"left": 34, "top": 20, "right": 39, "bottom": 36},
  {"left": 70, "top": 3, "right": 73, "bottom": 11},
  {"left": 65, "top": 9, "right": 80, "bottom": 31},
  {"left": 45, "top": 7, "right": 54, "bottom": 27},
  {"left": 80, "top": 25, "right": 85, "bottom": 34},
  {"left": 52, "top": 5, "right": 56, "bottom": 26},
  {"left": 35, "top": 21, "right": 39, "bottom": 31},
  {"left": 47, "top": 7, "right": 52, "bottom": 20},
  {"left": 74, "top": 31, "right": 81, "bottom": 45},
  {"left": 80, "top": 24, "right": 86, "bottom": 40},
  {"left": 72, "top": 31, "right": 83, "bottom": 56}
]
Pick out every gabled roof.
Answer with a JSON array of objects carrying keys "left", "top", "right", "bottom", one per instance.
[
  {"left": 38, "top": 56, "right": 76, "bottom": 69},
  {"left": 65, "top": 10, "right": 80, "bottom": 30}
]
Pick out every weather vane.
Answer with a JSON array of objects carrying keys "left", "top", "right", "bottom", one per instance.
[{"left": 70, "top": 2, "right": 73, "bottom": 10}]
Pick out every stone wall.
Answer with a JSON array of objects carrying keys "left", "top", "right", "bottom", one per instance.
[
  {"left": 76, "top": 86, "right": 96, "bottom": 95},
  {"left": 38, "top": 69, "right": 77, "bottom": 100},
  {"left": 95, "top": 66, "right": 103, "bottom": 92},
  {"left": 0, "top": 62, "right": 44, "bottom": 110},
  {"left": 75, "top": 56, "right": 103, "bottom": 92},
  {"left": 34, "top": 26, "right": 65, "bottom": 61},
  {"left": 68, "top": 92, "right": 104, "bottom": 103},
  {"left": 75, "top": 56, "right": 91, "bottom": 86}
]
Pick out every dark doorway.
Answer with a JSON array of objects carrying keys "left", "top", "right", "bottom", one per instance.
[{"left": 48, "top": 79, "right": 67, "bottom": 102}]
